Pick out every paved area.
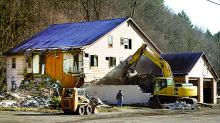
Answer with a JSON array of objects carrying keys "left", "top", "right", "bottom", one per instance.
[{"left": 0, "top": 107, "right": 220, "bottom": 123}]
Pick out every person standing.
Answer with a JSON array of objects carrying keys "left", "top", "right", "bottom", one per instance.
[
  {"left": 116, "top": 90, "right": 124, "bottom": 107},
  {"left": 11, "top": 76, "right": 17, "bottom": 92}
]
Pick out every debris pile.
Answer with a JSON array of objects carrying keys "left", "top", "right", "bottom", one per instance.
[
  {"left": 97, "top": 57, "right": 141, "bottom": 85},
  {"left": 163, "top": 101, "right": 198, "bottom": 110},
  {"left": 0, "top": 77, "right": 61, "bottom": 109},
  {"left": 96, "top": 61, "right": 128, "bottom": 85},
  {"left": 88, "top": 96, "right": 111, "bottom": 108}
]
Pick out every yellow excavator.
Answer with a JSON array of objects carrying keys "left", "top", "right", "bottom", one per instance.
[{"left": 122, "top": 43, "right": 197, "bottom": 107}]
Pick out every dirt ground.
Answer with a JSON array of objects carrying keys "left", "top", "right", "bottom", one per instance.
[{"left": 0, "top": 106, "right": 220, "bottom": 123}]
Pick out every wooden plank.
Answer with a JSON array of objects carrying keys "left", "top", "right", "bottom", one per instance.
[{"left": 45, "top": 51, "right": 82, "bottom": 88}]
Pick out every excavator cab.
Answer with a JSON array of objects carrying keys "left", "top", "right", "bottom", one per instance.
[{"left": 153, "top": 77, "right": 174, "bottom": 95}]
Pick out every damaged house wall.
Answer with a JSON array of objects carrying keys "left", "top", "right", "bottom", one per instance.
[
  {"left": 4, "top": 18, "right": 161, "bottom": 94},
  {"left": 6, "top": 55, "right": 25, "bottom": 90},
  {"left": 45, "top": 51, "right": 83, "bottom": 88}
]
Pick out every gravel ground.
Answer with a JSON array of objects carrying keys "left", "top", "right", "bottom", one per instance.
[{"left": 0, "top": 106, "right": 220, "bottom": 123}]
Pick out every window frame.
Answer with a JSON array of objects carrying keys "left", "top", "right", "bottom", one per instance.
[
  {"left": 120, "top": 37, "right": 132, "bottom": 49},
  {"left": 12, "top": 58, "right": 16, "bottom": 69},
  {"left": 108, "top": 57, "right": 116, "bottom": 68},
  {"left": 108, "top": 35, "right": 113, "bottom": 48},
  {"left": 90, "top": 55, "right": 98, "bottom": 67},
  {"left": 63, "top": 53, "right": 83, "bottom": 74}
]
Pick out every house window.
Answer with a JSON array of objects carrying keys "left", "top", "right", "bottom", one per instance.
[
  {"left": 73, "top": 55, "right": 79, "bottom": 72},
  {"left": 85, "top": 53, "right": 89, "bottom": 57},
  {"left": 121, "top": 38, "right": 132, "bottom": 49},
  {"left": 120, "top": 38, "right": 124, "bottom": 46},
  {"left": 63, "top": 53, "right": 83, "bottom": 73},
  {"left": 108, "top": 57, "right": 116, "bottom": 67},
  {"left": 12, "top": 58, "right": 16, "bottom": 69},
  {"left": 90, "top": 55, "right": 98, "bottom": 67},
  {"left": 108, "top": 35, "right": 113, "bottom": 48}
]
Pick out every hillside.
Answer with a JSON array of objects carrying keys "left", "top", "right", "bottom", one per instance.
[{"left": 0, "top": 0, "right": 219, "bottom": 91}]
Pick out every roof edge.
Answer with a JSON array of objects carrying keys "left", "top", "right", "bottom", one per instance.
[
  {"left": 83, "top": 17, "right": 130, "bottom": 49},
  {"left": 5, "top": 18, "right": 128, "bottom": 55},
  {"left": 201, "top": 53, "right": 219, "bottom": 80},
  {"left": 186, "top": 52, "right": 219, "bottom": 80},
  {"left": 129, "top": 18, "right": 162, "bottom": 54},
  {"left": 85, "top": 17, "right": 162, "bottom": 54}
]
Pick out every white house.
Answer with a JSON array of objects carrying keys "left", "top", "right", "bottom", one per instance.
[{"left": 4, "top": 18, "right": 160, "bottom": 90}]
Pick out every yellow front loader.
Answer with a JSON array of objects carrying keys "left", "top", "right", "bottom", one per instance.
[{"left": 61, "top": 88, "right": 96, "bottom": 115}]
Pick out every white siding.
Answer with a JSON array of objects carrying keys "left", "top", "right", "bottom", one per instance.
[
  {"left": 187, "top": 57, "right": 217, "bottom": 104},
  {"left": 188, "top": 57, "right": 213, "bottom": 79},
  {"left": 86, "top": 85, "right": 150, "bottom": 104},
  {"left": 6, "top": 55, "right": 24, "bottom": 90},
  {"left": 27, "top": 66, "right": 32, "bottom": 73},
  {"left": 83, "top": 21, "right": 155, "bottom": 82}
]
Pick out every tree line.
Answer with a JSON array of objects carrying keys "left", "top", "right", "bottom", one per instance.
[{"left": 0, "top": 0, "right": 220, "bottom": 88}]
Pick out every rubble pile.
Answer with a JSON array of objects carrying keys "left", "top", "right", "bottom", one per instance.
[
  {"left": 163, "top": 101, "right": 198, "bottom": 110},
  {"left": 0, "top": 77, "right": 61, "bottom": 109}
]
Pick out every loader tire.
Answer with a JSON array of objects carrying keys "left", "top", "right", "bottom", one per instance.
[
  {"left": 76, "top": 105, "right": 85, "bottom": 115},
  {"left": 85, "top": 105, "right": 92, "bottom": 115}
]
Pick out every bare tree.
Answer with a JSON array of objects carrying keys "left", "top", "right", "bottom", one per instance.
[
  {"left": 129, "top": 0, "right": 137, "bottom": 18},
  {"left": 80, "top": 0, "right": 91, "bottom": 21},
  {"left": 93, "top": 0, "right": 102, "bottom": 20}
]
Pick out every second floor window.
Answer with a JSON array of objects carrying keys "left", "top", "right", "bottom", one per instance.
[
  {"left": 108, "top": 35, "right": 113, "bottom": 48},
  {"left": 120, "top": 38, "right": 132, "bottom": 49}
]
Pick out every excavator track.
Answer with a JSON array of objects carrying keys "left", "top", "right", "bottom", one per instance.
[
  {"left": 148, "top": 95, "right": 198, "bottom": 109},
  {"left": 148, "top": 96, "right": 164, "bottom": 109}
]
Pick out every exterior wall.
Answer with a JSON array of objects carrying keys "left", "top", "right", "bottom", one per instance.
[
  {"left": 198, "top": 77, "right": 204, "bottom": 103},
  {"left": 86, "top": 85, "right": 151, "bottom": 104},
  {"left": 187, "top": 57, "right": 217, "bottom": 103},
  {"left": 188, "top": 57, "right": 213, "bottom": 78},
  {"left": 26, "top": 64, "right": 32, "bottom": 73},
  {"left": 45, "top": 52, "right": 83, "bottom": 88},
  {"left": 6, "top": 55, "right": 24, "bottom": 90},
  {"left": 212, "top": 79, "right": 217, "bottom": 104},
  {"left": 83, "top": 21, "right": 155, "bottom": 82}
]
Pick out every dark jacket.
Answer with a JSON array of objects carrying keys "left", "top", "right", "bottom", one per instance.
[{"left": 116, "top": 92, "right": 123, "bottom": 100}]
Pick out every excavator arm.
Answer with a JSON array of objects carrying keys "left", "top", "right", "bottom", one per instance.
[
  {"left": 123, "top": 43, "right": 173, "bottom": 78},
  {"left": 142, "top": 47, "right": 173, "bottom": 78},
  {"left": 122, "top": 43, "right": 197, "bottom": 108}
]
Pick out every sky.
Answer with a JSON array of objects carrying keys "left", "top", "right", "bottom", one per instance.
[{"left": 164, "top": 0, "right": 220, "bottom": 34}]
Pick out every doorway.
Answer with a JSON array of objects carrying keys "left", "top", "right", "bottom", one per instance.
[{"left": 203, "top": 79, "right": 212, "bottom": 103}]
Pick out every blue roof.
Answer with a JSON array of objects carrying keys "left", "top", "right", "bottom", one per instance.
[
  {"left": 135, "top": 52, "right": 218, "bottom": 79},
  {"left": 8, "top": 18, "right": 128, "bottom": 54},
  {"left": 135, "top": 52, "right": 204, "bottom": 75}
]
